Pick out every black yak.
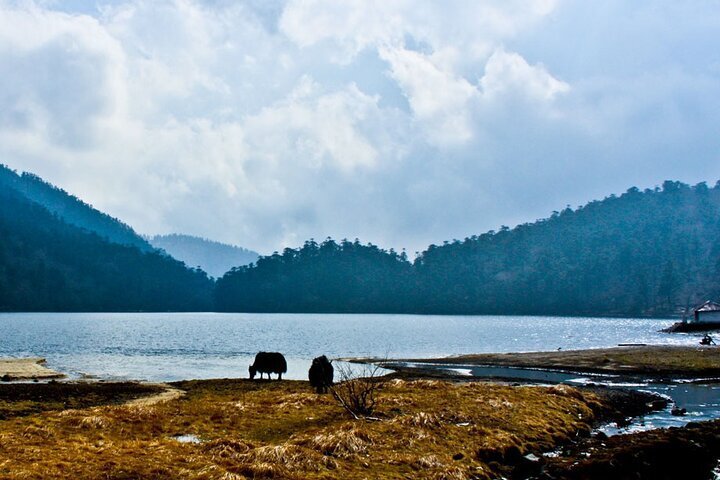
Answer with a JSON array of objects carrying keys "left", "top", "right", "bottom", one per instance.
[
  {"left": 249, "top": 352, "right": 287, "bottom": 380},
  {"left": 308, "top": 355, "right": 334, "bottom": 393}
]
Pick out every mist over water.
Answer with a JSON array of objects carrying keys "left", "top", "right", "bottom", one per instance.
[{"left": 0, "top": 313, "right": 699, "bottom": 382}]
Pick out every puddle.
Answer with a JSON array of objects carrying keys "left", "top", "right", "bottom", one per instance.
[{"left": 397, "top": 362, "right": 620, "bottom": 384}]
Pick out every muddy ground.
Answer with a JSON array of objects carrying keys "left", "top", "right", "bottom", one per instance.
[{"left": 538, "top": 419, "right": 720, "bottom": 480}]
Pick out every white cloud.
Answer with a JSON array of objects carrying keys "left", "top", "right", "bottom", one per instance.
[
  {"left": 379, "top": 46, "right": 478, "bottom": 146},
  {"left": 279, "top": 0, "right": 407, "bottom": 57},
  {"left": 280, "top": 0, "right": 560, "bottom": 62},
  {"left": 0, "top": 0, "right": 718, "bottom": 255},
  {"left": 480, "top": 49, "right": 569, "bottom": 102},
  {"left": 0, "top": 4, "right": 127, "bottom": 146},
  {"left": 244, "top": 77, "right": 379, "bottom": 171}
]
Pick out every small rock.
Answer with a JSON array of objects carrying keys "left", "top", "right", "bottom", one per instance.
[
  {"left": 524, "top": 453, "right": 541, "bottom": 462},
  {"left": 670, "top": 405, "right": 687, "bottom": 416}
]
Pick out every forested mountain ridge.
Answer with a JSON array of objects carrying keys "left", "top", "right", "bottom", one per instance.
[
  {"left": 215, "top": 239, "right": 412, "bottom": 312},
  {"left": 149, "top": 234, "right": 259, "bottom": 279},
  {"left": 0, "top": 164, "right": 151, "bottom": 251},
  {"left": 3, "top": 166, "right": 717, "bottom": 316},
  {"left": 216, "top": 181, "right": 720, "bottom": 317},
  {"left": 0, "top": 184, "right": 213, "bottom": 312},
  {"left": 413, "top": 180, "right": 720, "bottom": 316}
]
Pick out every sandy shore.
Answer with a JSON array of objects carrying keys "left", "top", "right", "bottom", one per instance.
[
  {"left": 0, "top": 357, "right": 64, "bottom": 380},
  {"left": 389, "top": 345, "right": 720, "bottom": 378}
]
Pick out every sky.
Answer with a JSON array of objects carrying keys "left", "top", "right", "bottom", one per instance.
[{"left": 1, "top": 0, "right": 719, "bottom": 255}]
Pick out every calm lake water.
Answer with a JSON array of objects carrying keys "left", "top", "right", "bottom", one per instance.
[{"left": 0, "top": 313, "right": 700, "bottom": 382}]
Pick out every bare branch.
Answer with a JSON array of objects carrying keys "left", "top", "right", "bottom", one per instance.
[{"left": 328, "top": 361, "right": 383, "bottom": 419}]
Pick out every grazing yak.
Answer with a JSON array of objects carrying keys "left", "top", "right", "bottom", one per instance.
[
  {"left": 249, "top": 352, "right": 287, "bottom": 380},
  {"left": 308, "top": 355, "right": 334, "bottom": 393}
]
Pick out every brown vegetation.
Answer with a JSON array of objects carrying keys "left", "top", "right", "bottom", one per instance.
[
  {"left": 398, "top": 345, "right": 720, "bottom": 377},
  {"left": 0, "top": 377, "right": 615, "bottom": 479},
  {"left": 543, "top": 419, "right": 720, "bottom": 479},
  {"left": 0, "top": 382, "right": 163, "bottom": 420}
]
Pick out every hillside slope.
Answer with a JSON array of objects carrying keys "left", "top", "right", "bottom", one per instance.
[
  {"left": 0, "top": 164, "right": 151, "bottom": 251},
  {"left": 414, "top": 181, "right": 720, "bottom": 316},
  {"left": 0, "top": 186, "right": 212, "bottom": 312}
]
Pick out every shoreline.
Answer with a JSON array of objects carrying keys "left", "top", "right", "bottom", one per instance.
[
  {"left": 0, "top": 358, "right": 717, "bottom": 478},
  {"left": 371, "top": 346, "right": 720, "bottom": 478},
  {"left": 0, "top": 375, "right": 672, "bottom": 479},
  {"left": 379, "top": 345, "right": 720, "bottom": 379},
  {"left": 0, "top": 357, "right": 65, "bottom": 381}
]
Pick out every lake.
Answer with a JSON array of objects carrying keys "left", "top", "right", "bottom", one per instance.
[{"left": 0, "top": 313, "right": 699, "bottom": 382}]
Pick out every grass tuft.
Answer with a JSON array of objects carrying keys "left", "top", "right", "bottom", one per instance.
[
  {"left": 203, "top": 438, "right": 254, "bottom": 458},
  {"left": 398, "top": 411, "right": 443, "bottom": 428},
  {"left": 304, "top": 426, "right": 374, "bottom": 457},
  {"left": 412, "top": 454, "right": 443, "bottom": 469}
]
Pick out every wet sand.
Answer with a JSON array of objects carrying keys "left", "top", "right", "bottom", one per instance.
[{"left": 0, "top": 357, "right": 64, "bottom": 380}]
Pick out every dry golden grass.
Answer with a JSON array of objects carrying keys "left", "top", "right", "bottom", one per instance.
[
  {"left": 408, "top": 345, "right": 720, "bottom": 376},
  {"left": 0, "top": 378, "right": 606, "bottom": 479}
]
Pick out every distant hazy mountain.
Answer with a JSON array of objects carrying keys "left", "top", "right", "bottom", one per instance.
[
  {"left": 0, "top": 164, "right": 152, "bottom": 252},
  {"left": 0, "top": 183, "right": 212, "bottom": 312},
  {"left": 150, "top": 234, "right": 259, "bottom": 278}
]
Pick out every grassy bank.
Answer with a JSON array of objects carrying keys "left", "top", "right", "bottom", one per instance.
[
  {"left": 0, "top": 377, "right": 630, "bottom": 479},
  {"left": 395, "top": 345, "right": 720, "bottom": 378}
]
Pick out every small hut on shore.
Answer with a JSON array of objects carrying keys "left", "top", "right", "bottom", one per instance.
[{"left": 691, "top": 301, "right": 720, "bottom": 324}]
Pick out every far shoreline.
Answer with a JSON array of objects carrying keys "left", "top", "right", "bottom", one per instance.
[{"left": 0, "top": 310, "right": 680, "bottom": 320}]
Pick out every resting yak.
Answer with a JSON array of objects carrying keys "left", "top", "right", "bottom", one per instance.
[
  {"left": 249, "top": 352, "right": 287, "bottom": 380},
  {"left": 308, "top": 355, "right": 334, "bottom": 393}
]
